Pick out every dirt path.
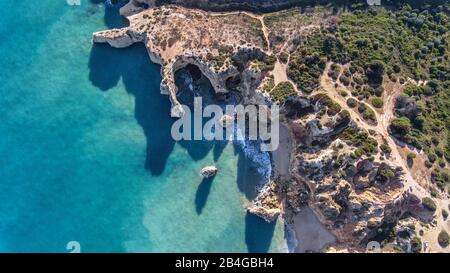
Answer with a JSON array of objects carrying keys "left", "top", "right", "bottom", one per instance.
[
  {"left": 320, "top": 63, "right": 428, "bottom": 201},
  {"left": 322, "top": 63, "right": 450, "bottom": 252}
]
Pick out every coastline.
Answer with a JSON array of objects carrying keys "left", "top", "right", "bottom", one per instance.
[
  {"left": 92, "top": 3, "right": 336, "bottom": 253},
  {"left": 272, "top": 121, "right": 336, "bottom": 253}
]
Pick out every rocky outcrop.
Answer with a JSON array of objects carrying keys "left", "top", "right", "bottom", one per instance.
[
  {"left": 394, "top": 95, "right": 420, "bottom": 120},
  {"left": 247, "top": 181, "right": 283, "bottom": 222},
  {"left": 93, "top": 3, "right": 437, "bottom": 253},
  {"left": 270, "top": 91, "right": 430, "bottom": 251},
  {"left": 200, "top": 166, "right": 218, "bottom": 178},
  {"left": 93, "top": 6, "right": 272, "bottom": 117}
]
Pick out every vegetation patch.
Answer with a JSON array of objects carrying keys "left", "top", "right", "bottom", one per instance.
[
  {"left": 270, "top": 81, "right": 296, "bottom": 102},
  {"left": 340, "top": 127, "right": 378, "bottom": 157},
  {"left": 438, "top": 230, "right": 449, "bottom": 248},
  {"left": 421, "top": 197, "right": 437, "bottom": 211}
]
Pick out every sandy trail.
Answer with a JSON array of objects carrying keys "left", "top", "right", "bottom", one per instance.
[{"left": 320, "top": 63, "right": 428, "bottom": 200}]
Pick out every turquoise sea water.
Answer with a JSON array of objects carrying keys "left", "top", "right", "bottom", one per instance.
[{"left": 0, "top": 0, "right": 288, "bottom": 252}]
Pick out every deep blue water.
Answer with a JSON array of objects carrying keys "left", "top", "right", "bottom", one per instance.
[{"left": 0, "top": 0, "right": 287, "bottom": 252}]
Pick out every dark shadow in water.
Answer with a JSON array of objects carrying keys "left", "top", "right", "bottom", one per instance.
[
  {"left": 235, "top": 146, "right": 261, "bottom": 200},
  {"left": 88, "top": 42, "right": 175, "bottom": 176},
  {"left": 195, "top": 176, "right": 215, "bottom": 214},
  {"left": 174, "top": 69, "right": 217, "bottom": 162},
  {"left": 213, "top": 141, "right": 228, "bottom": 162},
  {"left": 89, "top": 0, "right": 129, "bottom": 29},
  {"left": 245, "top": 212, "right": 276, "bottom": 253}
]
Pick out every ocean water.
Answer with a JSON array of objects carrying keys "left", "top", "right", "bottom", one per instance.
[{"left": 0, "top": 0, "right": 288, "bottom": 252}]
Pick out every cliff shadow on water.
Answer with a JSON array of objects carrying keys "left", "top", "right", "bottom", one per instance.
[
  {"left": 175, "top": 67, "right": 277, "bottom": 252},
  {"left": 88, "top": 35, "right": 277, "bottom": 253},
  {"left": 245, "top": 212, "right": 276, "bottom": 253},
  {"left": 88, "top": 42, "right": 175, "bottom": 176},
  {"left": 195, "top": 176, "right": 215, "bottom": 214}
]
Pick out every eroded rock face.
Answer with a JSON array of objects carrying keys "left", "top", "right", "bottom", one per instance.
[
  {"left": 93, "top": 4, "right": 435, "bottom": 253},
  {"left": 395, "top": 95, "right": 420, "bottom": 120},
  {"left": 270, "top": 93, "right": 427, "bottom": 251},
  {"left": 246, "top": 181, "right": 283, "bottom": 222},
  {"left": 93, "top": 6, "right": 272, "bottom": 117}
]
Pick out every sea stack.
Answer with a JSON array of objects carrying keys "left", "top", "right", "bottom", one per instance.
[{"left": 200, "top": 166, "right": 218, "bottom": 178}]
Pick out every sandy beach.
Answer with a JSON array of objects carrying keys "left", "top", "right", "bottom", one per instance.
[
  {"left": 292, "top": 208, "right": 336, "bottom": 253},
  {"left": 272, "top": 123, "right": 292, "bottom": 177}
]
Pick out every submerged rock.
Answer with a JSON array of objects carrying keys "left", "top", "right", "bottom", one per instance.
[{"left": 200, "top": 166, "right": 218, "bottom": 178}]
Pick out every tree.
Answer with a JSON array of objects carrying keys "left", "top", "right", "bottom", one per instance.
[
  {"left": 411, "top": 236, "right": 422, "bottom": 253},
  {"left": 371, "top": 97, "right": 384, "bottom": 108},
  {"left": 366, "top": 60, "right": 385, "bottom": 85},
  {"left": 422, "top": 197, "right": 436, "bottom": 211},
  {"left": 438, "top": 231, "right": 449, "bottom": 248},
  {"left": 390, "top": 117, "right": 412, "bottom": 136}
]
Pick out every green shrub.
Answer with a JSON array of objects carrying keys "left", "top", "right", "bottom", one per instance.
[
  {"left": 279, "top": 52, "right": 289, "bottom": 64},
  {"left": 380, "top": 144, "right": 391, "bottom": 154},
  {"left": 339, "top": 75, "right": 351, "bottom": 86},
  {"left": 442, "top": 209, "right": 448, "bottom": 220},
  {"left": 428, "top": 153, "right": 437, "bottom": 163},
  {"left": 421, "top": 197, "right": 436, "bottom": 212},
  {"left": 270, "top": 81, "right": 296, "bottom": 102},
  {"left": 411, "top": 236, "right": 422, "bottom": 253},
  {"left": 371, "top": 97, "right": 384, "bottom": 108},
  {"left": 407, "top": 153, "right": 416, "bottom": 161},
  {"left": 438, "top": 231, "right": 449, "bottom": 248},
  {"left": 390, "top": 117, "right": 411, "bottom": 136},
  {"left": 347, "top": 98, "right": 358, "bottom": 108}
]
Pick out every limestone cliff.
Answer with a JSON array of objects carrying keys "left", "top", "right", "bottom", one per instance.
[
  {"left": 93, "top": 5, "right": 275, "bottom": 116},
  {"left": 93, "top": 3, "right": 440, "bottom": 253}
]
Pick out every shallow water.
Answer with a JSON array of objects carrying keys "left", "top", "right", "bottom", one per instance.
[{"left": 0, "top": 0, "right": 288, "bottom": 252}]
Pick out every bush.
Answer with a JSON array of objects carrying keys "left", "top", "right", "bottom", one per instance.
[
  {"left": 380, "top": 144, "right": 391, "bottom": 154},
  {"left": 411, "top": 236, "right": 422, "bottom": 253},
  {"left": 279, "top": 52, "right": 289, "bottom": 64},
  {"left": 347, "top": 98, "right": 358, "bottom": 108},
  {"left": 428, "top": 153, "right": 437, "bottom": 163},
  {"left": 424, "top": 160, "right": 433, "bottom": 168},
  {"left": 438, "top": 231, "right": 449, "bottom": 248},
  {"left": 371, "top": 97, "right": 384, "bottom": 108},
  {"left": 442, "top": 209, "right": 448, "bottom": 220},
  {"left": 421, "top": 197, "right": 436, "bottom": 211},
  {"left": 407, "top": 153, "right": 416, "bottom": 161},
  {"left": 270, "top": 81, "right": 296, "bottom": 102},
  {"left": 390, "top": 117, "right": 411, "bottom": 136},
  {"left": 365, "top": 60, "right": 385, "bottom": 85},
  {"left": 339, "top": 75, "right": 351, "bottom": 86}
]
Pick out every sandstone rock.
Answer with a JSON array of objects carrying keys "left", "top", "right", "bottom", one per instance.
[
  {"left": 200, "top": 166, "right": 218, "bottom": 178},
  {"left": 247, "top": 205, "right": 281, "bottom": 223}
]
